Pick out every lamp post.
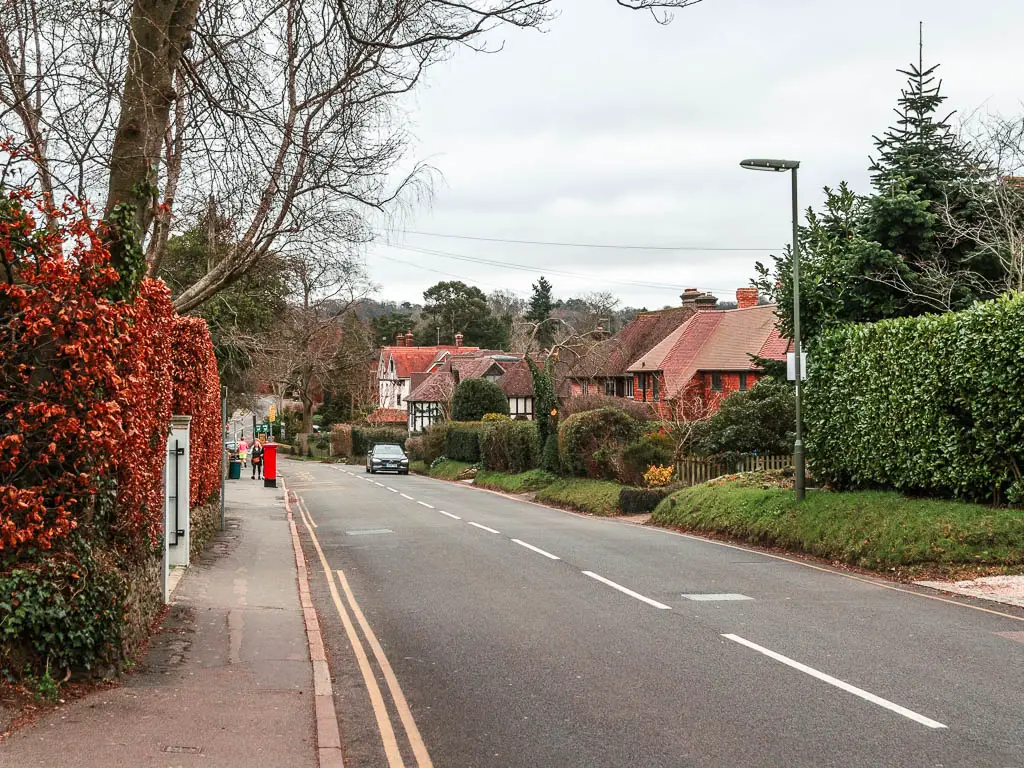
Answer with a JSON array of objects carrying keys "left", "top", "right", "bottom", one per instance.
[{"left": 740, "top": 158, "right": 805, "bottom": 501}]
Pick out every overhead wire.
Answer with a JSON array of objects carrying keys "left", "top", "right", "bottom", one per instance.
[{"left": 380, "top": 228, "right": 779, "bottom": 252}]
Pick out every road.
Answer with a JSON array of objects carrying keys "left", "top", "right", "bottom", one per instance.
[{"left": 283, "top": 458, "right": 1024, "bottom": 768}]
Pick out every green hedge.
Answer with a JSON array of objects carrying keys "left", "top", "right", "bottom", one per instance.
[
  {"left": 558, "top": 407, "right": 643, "bottom": 480},
  {"left": 806, "top": 294, "right": 1024, "bottom": 502},
  {"left": 479, "top": 420, "right": 541, "bottom": 473},
  {"left": 444, "top": 422, "right": 483, "bottom": 463},
  {"left": 618, "top": 487, "right": 670, "bottom": 514},
  {"left": 351, "top": 426, "right": 407, "bottom": 456},
  {"left": 621, "top": 433, "right": 674, "bottom": 485}
]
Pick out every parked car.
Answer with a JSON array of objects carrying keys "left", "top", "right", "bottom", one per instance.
[{"left": 366, "top": 444, "right": 409, "bottom": 475}]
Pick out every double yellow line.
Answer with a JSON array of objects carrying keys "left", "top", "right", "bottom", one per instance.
[{"left": 288, "top": 482, "right": 433, "bottom": 768}]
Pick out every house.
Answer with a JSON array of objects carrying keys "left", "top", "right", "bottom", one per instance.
[
  {"left": 565, "top": 288, "right": 709, "bottom": 398},
  {"left": 375, "top": 331, "right": 479, "bottom": 411},
  {"left": 406, "top": 352, "right": 511, "bottom": 433},
  {"left": 497, "top": 359, "right": 536, "bottom": 420},
  {"left": 625, "top": 288, "right": 789, "bottom": 416}
]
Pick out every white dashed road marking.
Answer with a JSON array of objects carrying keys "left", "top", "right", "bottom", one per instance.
[
  {"left": 439, "top": 511, "right": 461, "bottom": 520},
  {"left": 722, "top": 634, "right": 947, "bottom": 729},
  {"left": 582, "top": 571, "right": 671, "bottom": 610},
  {"left": 468, "top": 522, "right": 500, "bottom": 534},
  {"left": 400, "top": 493, "right": 414, "bottom": 500},
  {"left": 512, "top": 539, "right": 560, "bottom": 560},
  {"left": 417, "top": 501, "right": 435, "bottom": 509}
]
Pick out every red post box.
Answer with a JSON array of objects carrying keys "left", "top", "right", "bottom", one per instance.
[{"left": 263, "top": 442, "right": 278, "bottom": 488}]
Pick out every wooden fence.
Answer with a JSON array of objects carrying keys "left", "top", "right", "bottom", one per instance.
[{"left": 673, "top": 454, "right": 792, "bottom": 487}]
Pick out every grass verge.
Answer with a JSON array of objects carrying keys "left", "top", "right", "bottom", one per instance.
[
  {"left": 425, "top": 459, "right": 473, "bottom": 480},
  {"left": 651, "top": 478, "right": 1024, "bottom": 573},
  {"left": 535, "top": 478, "right": 623, "bottom": 516},
  {"left": 474, "top": 469, "right": 557, "bottom": 494},
  {"left": 409, "top": 460, "right": 428, "bottom": 475}
]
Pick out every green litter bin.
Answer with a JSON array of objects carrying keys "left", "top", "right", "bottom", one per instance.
[{"left": 228, "top": 458, "right": 241, "bottom": 480}]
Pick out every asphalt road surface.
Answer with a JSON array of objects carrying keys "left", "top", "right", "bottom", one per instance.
[{"left": 283, "top": 458, "right": 1024, "bottom": 768}]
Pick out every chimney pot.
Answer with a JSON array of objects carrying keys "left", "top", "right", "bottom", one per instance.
[
  {"left": 736, "top": 287, "right": 759, "bottom": 310},
  {"left": 455, "top": 331, "right": 463, "bottom": 349},
  {"left": 404, "top": 331, "right": 413, "bottom": 347}
]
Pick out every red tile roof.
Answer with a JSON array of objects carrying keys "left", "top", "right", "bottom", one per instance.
[
  {"left": 408, "top": 371, "right": 457, "bottom": 403},
  {"left": 382, "top": 345, "right": 479, "bottom": 379},
  {"left": 367, "top": 408, "right": 408, "bottom": 424},
  {"left": 569, "top": 306, "right": 695, "bottom": 379},
  {"left": 497, "top": 359, "right": 534, "bottom": 397},
  {"left": 627, "top": 304, "right": 788, "bottom": 397}
]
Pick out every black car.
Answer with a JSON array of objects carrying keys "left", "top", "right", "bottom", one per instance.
[{"left": 366, "top": 443, "right": 409, "bottom": 474}]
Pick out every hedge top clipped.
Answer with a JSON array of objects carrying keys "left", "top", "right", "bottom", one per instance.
[
  {"left": 805, "top": 293, "right": 1024, "bottom": 502},
  {"left": 451, "top": 377, "right": 509, "bottom": 421}
]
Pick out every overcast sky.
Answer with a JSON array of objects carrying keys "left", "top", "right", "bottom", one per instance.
[{"left": 364, "top": 0, "right": 1023, "bottom": 310}]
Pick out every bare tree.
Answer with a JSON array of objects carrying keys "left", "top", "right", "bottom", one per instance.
[
  {"left": 247, "top": 248, "right": 372, "bottom": 431},
  {"left": 941, "top": 114, "right": 1024, "bottom": 295},
  {"left": 0, "top": 0, "right": 702, "bottom": 312}
]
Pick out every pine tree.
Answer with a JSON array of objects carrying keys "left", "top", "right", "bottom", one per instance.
[
  {"left": 864, "top": 32, "right": 1001, "bottom": 310},
  {"left": 525, "top": 276, "right": 555, "bottom": 350}
]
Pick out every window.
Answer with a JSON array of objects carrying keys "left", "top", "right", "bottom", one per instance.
[
  {"left": 711, "top": 373, "right": 723, "bottom": 392},
  {"left": 652, "top": 376, "right": 659, "bottom": 401},
  {"left": 605, "top": 379, "right": 616, "bottom": 396},
  {"left": 739, "top": 373, "right": 748, "bottom": 392},
  {"left": 581, "top": 380, "right": 589, "bottom": 395},
  {"left": 397, "top": 393, "right": 402, "bottom": 406},
  {"left": 626, "top": 377, "right": 634, "bottom": 398}
]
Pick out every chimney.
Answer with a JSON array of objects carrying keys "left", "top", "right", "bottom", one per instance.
[
  {"left": 736, "top": 287, "right": 759, "bottom": 310},
  {"left": 681, "top": 288, "right": 718, "bottom": 312},
  {"left": 404, "top": 331, "right": 414, "bottom": 347},
  {"left": 394, "top": 332, "right": 402, "bottom": 346},
  {"left": 455, "top": 331, "right": 463, "bottom": 349}
]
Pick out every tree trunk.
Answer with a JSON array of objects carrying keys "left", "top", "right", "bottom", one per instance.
[{"left": 105, "top": 0, "right": 199, "bottom": 242}]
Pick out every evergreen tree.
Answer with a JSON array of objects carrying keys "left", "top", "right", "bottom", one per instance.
[
  {"left": 525, "top": 276, "right": 555, "bottom": 349},
  {"left": 755, "top": 43, "right": 1004, "bottom": 343}
]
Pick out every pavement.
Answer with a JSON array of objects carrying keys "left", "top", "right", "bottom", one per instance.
[
  {"left": 0, "top": 475, "right": 320, "bottom": 767},
  {"left": 916, "top": 574, "right": 1024, "bottom": 608},
  {"left": 287, "top": 458, "right": 1024, "bottom": 768}
]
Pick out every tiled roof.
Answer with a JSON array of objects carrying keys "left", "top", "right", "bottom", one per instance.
[
  {"left": 447, "top": 357, "right": 506, "bottom": 380},
  {"left": 497, "top": 359, "right": 534, "bottom": 397},
  {"left": 569, "top": 307, "right": 695, "bottom": 379},
  {"left": 627, "top": 304, "right": 788, "bottom": 396},
  {"left": 382, "top": 345, "right": 479, "bottom": 379},
  {"left": 367, "top": 408, "right": 408, "bottom": 424},
  {"left": 408, "top": 371, "right": 456, "bottom": 403}
]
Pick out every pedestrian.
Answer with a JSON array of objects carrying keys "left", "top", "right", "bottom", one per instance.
[
  {"left": 238, "top": 436, "right": 249, "bottom": 468},
  {"left": 251, "top": 438, "right": 264, "bottom": 480}
]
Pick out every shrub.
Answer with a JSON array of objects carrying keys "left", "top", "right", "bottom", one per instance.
[
  {"left": 622, "top": 433, "right": 674, "bottom": 485},
  {"left": 558, "top": 407, "right": 643, "bottom": 480},
  {"left": 451, "top": 378, "right": 509, "bottom": 421},
  {"left": 559, "top": 393, "right": 656, "bottom": 422},
  {"left": 171, "top": 316, "right": 222, "bottom": 507},
  {"left": 482, "top": 413, "right": 510, "bottom": 423},
  {"left": 351, "top": 426, "right": 407, "bottom": 456},
  {"left": 422, "top": 422, "right": 451, "bottom": 465},
  {"left": 805, "top": 294, "right": 1024, "bottom": 502},
  {"left": 541, "top": 432, "right": 561, "bottom": 474},
  {"left": 689, "top": 377, "right": 795, "bottom": 457},
  {"left": 405, "top": 435, "right": 425, "bottom": 462},
  {"left": 480, "top": 420, "right": 541, "bottom": 473},
  {"left": 618, "top": 487, "right": 670, "bottom": 514},
  {"left": 444, "top": 421, "right": 483, "bottom": 463},
  {"left": 330, "top": 425, "right": 353, "bottom": 457},
  {"left": 643, "top": 465, "right": 674, "bottom": 487}
]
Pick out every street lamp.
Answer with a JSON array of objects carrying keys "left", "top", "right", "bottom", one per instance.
[{"left": 740, "top": 158, "right": 805, "bottom": 502}]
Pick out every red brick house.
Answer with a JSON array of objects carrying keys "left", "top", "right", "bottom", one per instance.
[
  {"left": 565, "top": 290, "right": 710, "bottom": 398},
  {"left": 626, "top": 289, "right": 789, "bottom": 416}
]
